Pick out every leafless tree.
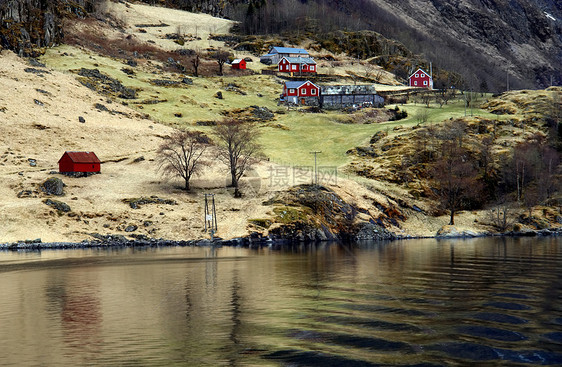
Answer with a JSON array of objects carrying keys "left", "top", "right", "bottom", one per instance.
[
  {"left": 213, "top": 119, "right": 262, "bottom": 198},
  {"left": 431, "top": 141, "right": 483, "bottom": 225},
  {"left": 415, "top": 108, "right": 429, "bottom": 125},
  {"left": 211, "top": 49, "right": 231, "bottom": 76},
  {"left": 488, "top": 200, "right": 515, "bottom": 232},
  {"left": 373, "top": 69, "right": 385, "bottom": 83},
  {"left": 191, "top": 48, "right": 201, "bottom": 77},
  {"left": 363, "top": 62, "right": 375, "bottom": 78},
  {"left": 421, "top": 92, "right": 432, "bottom": 108},
  {"left": 157, "top": 130, "right": 211, "bottom": 191}
]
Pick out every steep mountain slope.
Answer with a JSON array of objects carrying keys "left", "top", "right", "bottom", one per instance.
[
  {"left": 151, "top": 0, "right": 561, "bottom": 90},
  {"left": 366, "top": 0, "right": 561, "bottom": 89}
]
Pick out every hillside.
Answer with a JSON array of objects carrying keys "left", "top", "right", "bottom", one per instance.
[
  {"left": 151, "top": 0, "right": 561, "bottom": 91},
  {"left": 0, "top": 1, "right": 560, "bottom": 244}
]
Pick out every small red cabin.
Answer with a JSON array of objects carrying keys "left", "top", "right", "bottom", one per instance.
[
  {"left": 231, "top": 59, "right": 246, "bottom": 70},
  {"left": 409, "top": 68, "right": 433, "bottom": 89},
  {"left": 58, "top": 151, "right": 101, "bottom": 173}
]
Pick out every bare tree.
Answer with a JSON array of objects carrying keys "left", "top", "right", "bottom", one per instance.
[
  {"left": 191, "top": 48, "right": 201, "bottom": 77},
  {"left": 415, "top": 108, "right": 429, "bottom": 125},
  {"left": 363, "top": 62, "right": 375, "bottom": 78},
  {"left": 157, "top": 130, "right": 210, "bottom": 191},
  {"left": 488, "top": 200, "right": 515, "bottom": 232},
  {"left": 432, "top": 141, "right": 483, "bottom": 225},
  {"left": 213, "top": 119, "right": 262, "bottom": 198},
  {"left": 211, "top": 49, "right": 231, "bottom": 76}
]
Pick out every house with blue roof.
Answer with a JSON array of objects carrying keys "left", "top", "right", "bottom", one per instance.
[{"left": 260, "top": 46, "right": 310, "bottom": 65}]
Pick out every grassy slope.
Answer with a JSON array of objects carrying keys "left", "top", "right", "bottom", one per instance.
[{"left": 41, "top": 43, "right": 499, "bottom": 173}]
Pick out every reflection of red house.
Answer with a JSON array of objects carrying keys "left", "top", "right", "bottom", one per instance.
[
  {"left": 409, "top": 68, "right": 433, "bottom": 89},
  {"left": 231, "top": 59, "right": 246, "bottom": 70},
  {"left": 281, "top": 80, "right": 320, "bottom": 105},
  {"left": 58, "top": 151, "right": 101, "bottom": 173},
  {"left": 278, "top": 57, "right": 317, "bottom": 74}
]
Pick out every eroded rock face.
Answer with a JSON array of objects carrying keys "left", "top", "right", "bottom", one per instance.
[{"left": 0, "top": 0, "right": 89, "bottom": 55}]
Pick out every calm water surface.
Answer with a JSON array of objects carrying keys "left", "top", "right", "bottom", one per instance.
[{"left": 0, "top": 237, "right": 561, "bottom": 366}]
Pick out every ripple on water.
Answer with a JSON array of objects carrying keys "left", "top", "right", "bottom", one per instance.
[
  {"left": 495, "top": 348, "right": 562, "bottom": 365},
  {"left": 493, "top": 293, "right": 531, "bottom": 300},
  {"left": 264, "top": 349, "right": 380, "bottom": 367},
  {"left": 289, "top": 329, "right": 414, "bottom": 353},
  {"left": 471, "top": 312, "right": 528, "bottom": 325},
  {"left": 427, "top": 342, "right": 499, "bottom": 361},
  {"left": 543, "top": 332, "right": 562, "bottom": 344},
  {"left": 457, "top": 325, "right": 528, "bottom": 342},
  {"left": 483, "top": 301, "right": 533, "bottom": 311},
  {"left": 320, "top": 315, "right": 426, "bottom": 333}
]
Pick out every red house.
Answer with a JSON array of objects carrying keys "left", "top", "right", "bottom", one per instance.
[
  {"left": 281, "top": 80, "right": 320, "bottom": 105},
  {"left": 409, "top": 68, "right": 433, "bottom": 89},
  {"left": 231, "top": 59, "right": 246, "bottom": 70},
  {"left": 278, "top": 57, "right": 317, "bottom": 74},
  {"left": 58, "top": 151, "right": 101, "bottom": 174}
]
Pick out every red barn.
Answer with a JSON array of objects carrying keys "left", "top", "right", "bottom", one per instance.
[
  {"left": 58, "top": 151, "right": 101, "bottom": 174},
  {"left": 409, "top": 68, "right": 433, "bottom": 89},
  {"left": 231, "top": 59, "right": 246, "bottom": 70},
  {"left": 278, "top": 57, "right": 317, "bottom": 74},
  {"left": 281, "top": 80, "right": 320, "bottom": 105}
]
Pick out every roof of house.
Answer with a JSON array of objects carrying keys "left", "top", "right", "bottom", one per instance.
[
  {"left": 285, "top": 81, "right": 307, "bottom": 89},
  {"left": 280, "top": 57, "right": 317, "bottom": 65},
  {"left": 232, "top": 59, "right": 244, "bottom": 64},
  {"left": 270, "top": 47, "right": 309, "bottom": 55},
  {"left": 320, "top": 85, "right": 376, "bottom": 95},
  {"left": 410, "top": 68, "right": 431, "bottom": 78},
  {"left": 284, "top": 80, "right": 320, "bottom": 90},
  {"left": 59, "top": 151, "right": 100, "bottom": 164}
]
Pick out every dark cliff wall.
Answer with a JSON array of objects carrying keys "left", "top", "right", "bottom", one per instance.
[{"left": 0, "top": 0, "right": 90, "bottom": 55}]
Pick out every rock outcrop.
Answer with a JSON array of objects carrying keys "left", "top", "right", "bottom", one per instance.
[{"left": 0, "top": 0, "right": 90, "bottom": 56}]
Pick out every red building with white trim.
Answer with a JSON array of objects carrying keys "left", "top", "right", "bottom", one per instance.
[
  {"left": 231, "top": 59, "right": 246, "bottom": 70},
  {"left": 278, "top": 57, "right": 317, "bottom": 74},
  {"left": 409, "top": 68, "right": 433, "bottom": 89},
  {"left": 281, "top": 80, "right": 320, "bottom": 105}
]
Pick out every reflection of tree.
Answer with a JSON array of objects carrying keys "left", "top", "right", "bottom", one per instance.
[{"left": 227, "top": 270, "right": 242, "bottom": 366}]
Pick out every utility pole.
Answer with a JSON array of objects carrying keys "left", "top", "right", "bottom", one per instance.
[
  {"left": 204, "top": 194, "right": 217, "bottom": 241},
  {"left": 310, "top": 151, "right": 322, "bottom": 186}
]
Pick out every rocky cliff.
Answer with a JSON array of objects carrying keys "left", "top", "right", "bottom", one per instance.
[{"left": 0, "top": 0, "right": 89, "bottom": 56}]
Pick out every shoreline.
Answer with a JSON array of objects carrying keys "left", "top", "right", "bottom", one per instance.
[{"left": 1, "top": 227, "right": 561, "bottom": 251}]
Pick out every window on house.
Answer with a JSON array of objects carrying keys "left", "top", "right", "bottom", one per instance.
[
  {"left": 311, "top": 89, "right": 317, "bottom": 95},
  {"left": 414, "top": 81, "right": 417, "bottom": 86},
  {"left": 289, "top": 89, "right": 295, "bottom": 94},
  {"left": 302, "top": 89, "right": 307, "bottom": 95},
  {"left": 424, "top": 81, "right": 428, "bottom": 85},
  {"left": 415, "top": 74, "right": 419, "bottom": 78},
  {"left": 292, "top": 65, "right": 297, "bottom": 70}
]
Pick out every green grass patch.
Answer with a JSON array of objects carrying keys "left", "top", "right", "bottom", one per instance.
[{"left": 40, "top": 46, "right": 511, "bottom": 171}]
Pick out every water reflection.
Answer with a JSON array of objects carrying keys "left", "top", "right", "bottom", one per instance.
[{"left": 0, "top": 238, "right": 561, "bottom": 366}]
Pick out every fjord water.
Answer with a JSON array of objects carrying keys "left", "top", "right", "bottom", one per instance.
[{"left": 0, "top": 237, "right": 561, "bottom": 366}]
